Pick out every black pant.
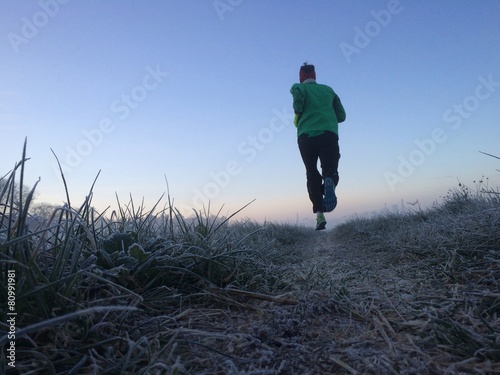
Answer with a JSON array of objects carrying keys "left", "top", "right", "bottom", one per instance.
[{"left": 298, "top": 131, "right": 340, "bottom": 213}]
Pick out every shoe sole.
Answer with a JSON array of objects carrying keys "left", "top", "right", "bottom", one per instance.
[
  {"left": 316, "top": 221, "right": 326, "bottom": 231},
  {"left": 323, "top": 178, "right": 337, "bottom": 212}
]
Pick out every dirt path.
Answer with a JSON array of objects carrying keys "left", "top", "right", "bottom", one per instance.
[
  {"left": 262, "top": 229, "right": 434, "bottom": 374},
  {"left": 177, "top": 226, "right": 500, "bottom": 374},
  {"left": 180, "top": 229, "right": 446, "bottom": 374}
]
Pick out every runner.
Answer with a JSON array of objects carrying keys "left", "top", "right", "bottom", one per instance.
[{"left": 290, "top": 63, "right": 346, "bottom": 230}]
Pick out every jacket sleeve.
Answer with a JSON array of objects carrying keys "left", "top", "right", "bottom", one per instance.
[
  {"left": 333, "top": 95, "right": 346, "bottom": 123},
  {"left": 290, "top": 84, "right": 306, "bottom": 115}
]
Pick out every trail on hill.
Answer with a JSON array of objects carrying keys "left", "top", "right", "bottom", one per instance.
[{"left": 178, "top": 229, "right": 468, "bottom": 375}]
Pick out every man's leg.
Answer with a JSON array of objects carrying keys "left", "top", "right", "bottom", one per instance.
[
  {"left": 298, "top": 135, "right": 323, "bottom": 213},
  {"left": 318, "top": 132, "right": 340, "bottom": 212},
  {"left": 319, "top": 132, "right": 340, "bottom": 184}
]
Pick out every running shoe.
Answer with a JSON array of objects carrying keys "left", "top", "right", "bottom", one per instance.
[
  {"left": 316, "top": 212, "right": 326, "bottom": 231},
  {"left": 323, "top": 177, "right": 337, "bottom": 212}
]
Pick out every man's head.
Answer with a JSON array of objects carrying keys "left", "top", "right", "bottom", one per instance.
[{"left": 299, "top": 63, "right": 316, "bottom": 83}]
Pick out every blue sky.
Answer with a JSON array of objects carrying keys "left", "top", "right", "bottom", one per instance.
[{"left": 1, "top": 0, "right": 499, "bottom": 227}]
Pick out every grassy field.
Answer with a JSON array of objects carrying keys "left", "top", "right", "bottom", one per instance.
[{"left": 1, "top": 144, "right": 499, "bottom": 374}]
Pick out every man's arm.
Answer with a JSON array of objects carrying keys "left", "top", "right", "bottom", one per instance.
[
  {"left": 333, "top": 95, "right": 346, "bottom": 123},
  {"left": 291, "top": 84, "right": 306, "bottom": 127},
  {"left": 291, "top": 84, "right": 305, "bottom": 115}
]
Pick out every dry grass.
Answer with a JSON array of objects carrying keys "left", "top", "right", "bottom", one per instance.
[{"left": 1, "top": 142, "right": 499, "bottom": 374}]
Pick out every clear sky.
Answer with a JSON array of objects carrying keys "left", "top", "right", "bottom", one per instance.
[{"left": 1, "top": 0, "right": 499, "bottom": 227}]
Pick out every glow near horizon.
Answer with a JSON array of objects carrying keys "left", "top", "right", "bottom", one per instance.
[{"left": 1, "top": 0, "right": 499, "bottom": 226}]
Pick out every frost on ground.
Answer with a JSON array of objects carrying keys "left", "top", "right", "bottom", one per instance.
[
  {"left": 171, "top": 224, "right": 499, "bottom": 375},
  {"left": 3, "top": 147, "right": 498, "bottom": 374},
  {"left": 4, "top": 207, "right": 498, "bottom": 374}
]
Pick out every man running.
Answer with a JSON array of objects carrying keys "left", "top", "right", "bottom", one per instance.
[{"left": 290, "top": 63, "right": 346, "bottom": 230}]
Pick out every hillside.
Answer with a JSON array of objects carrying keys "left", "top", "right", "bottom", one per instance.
[
  {"left": 1, "top": 149, "right": 499, "bottom": 374},
  {"left": 147, "top": 185, "right": 500, "bottom": 374}
]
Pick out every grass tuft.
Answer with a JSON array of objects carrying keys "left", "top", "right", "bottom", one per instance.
[{"left": 0, "top": 143, "right": 310, "bottom": 373}]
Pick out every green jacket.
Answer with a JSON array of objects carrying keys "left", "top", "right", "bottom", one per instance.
[{"left": 290, "top": 80, "right": 346, "bottom": 137}]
